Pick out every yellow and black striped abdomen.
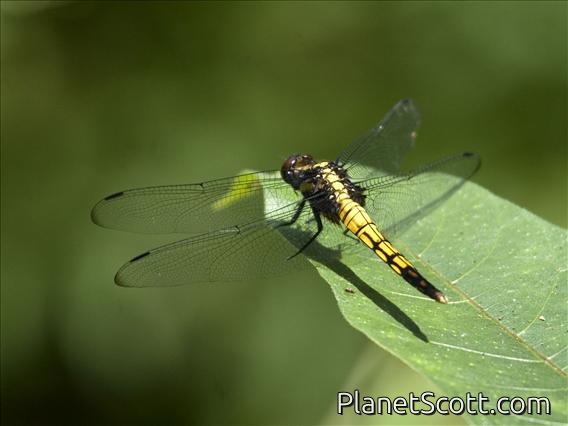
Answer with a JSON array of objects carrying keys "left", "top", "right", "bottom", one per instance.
[
  {"left": 337, "top": 196, "right": 448, "bottom": 303},
  {"left": 284, "top": 159, "right": 447, "bottom": 303}
]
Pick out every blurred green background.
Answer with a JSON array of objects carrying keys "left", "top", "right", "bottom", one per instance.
[{"left": 1, "top": 1, "right": 566, "bottom": 425}]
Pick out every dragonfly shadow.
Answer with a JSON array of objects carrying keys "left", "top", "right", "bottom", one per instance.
[{"left": 278, "top": 226, "right": 429, "bottom": 343}]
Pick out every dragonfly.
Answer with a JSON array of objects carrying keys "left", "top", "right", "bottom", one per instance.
[{"left": 91, "top": 99, "right": 480, "bottom": 303}]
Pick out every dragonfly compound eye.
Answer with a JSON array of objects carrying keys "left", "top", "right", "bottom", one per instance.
[{"left": 281, "top": 154, "right": 315, "bottom": 189}]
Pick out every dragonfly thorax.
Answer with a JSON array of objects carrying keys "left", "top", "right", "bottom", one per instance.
[{"left": 281, "top": 154, "right": 367, "bottom": 225}]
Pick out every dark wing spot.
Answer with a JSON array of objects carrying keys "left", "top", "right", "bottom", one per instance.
[
  {"left": 130, "top": 251, "right": 150, "bottom": 262},
  {"left": 104, "top": 191, "right": 124, "bottom": 200}
]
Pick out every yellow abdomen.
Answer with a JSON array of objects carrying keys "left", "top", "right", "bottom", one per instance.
[
  {"left": 320, "top": 165, "right": 446, "bottom": 303},
  {"left": 337, "top": 194, "right": 447, "bottom": 303}
]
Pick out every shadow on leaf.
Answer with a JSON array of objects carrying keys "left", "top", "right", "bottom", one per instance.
[{"left": 279, "top": 226, "right": 429, "bottom": 342}]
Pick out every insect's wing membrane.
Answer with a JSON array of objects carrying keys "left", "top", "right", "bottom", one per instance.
[
  {"left": 337, "top": 99, "right": 420, "bottom": 180},
  {"left": 94, "top": 98, "right": 479, "bottom": 288},
  {"left": 114, "top": 198, "right": 318, "bottom": 287},
  {"left": 91, "top": 171, "right": 290, "bottom": 234},
  {"left": 361, "top": 152, "right": 481, "bottom": 239}
]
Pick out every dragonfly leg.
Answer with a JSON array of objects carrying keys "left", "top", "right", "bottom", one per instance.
[
  {"left": 342, "top": 227, "right": 359, "bottom": 242},
  {"left": 287, "top": 208, "right": 323, "bottom": 260},
  {"left": 277, "top": 199, "right": 306, "bottom": 228}
]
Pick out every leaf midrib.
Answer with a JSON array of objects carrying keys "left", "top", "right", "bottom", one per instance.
[{"left": 412, "top": 201, "right": 567, "bottom": 378}]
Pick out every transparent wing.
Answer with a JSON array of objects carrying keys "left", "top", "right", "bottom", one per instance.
[
  {"left": 91, "top": 100, "right": 419, "bottom": 235},
  {"left": 337, "top": 99, "right": 420, "bottom": 180},
  {"left": 94, "top": 99, "right": 479, "bottom": 288},
  {"left": 361, "top": 152, "right": 481, "bottom": 240},
  {"left": 91, "top": 171, "right": 290, "bottom": 234},
  {"left": 115, "top": 152, "right": 480, "bottom": 287},
  {"left": 114, "top": 196, "right": 321, "bottom": 287},
  {"left": 281, "top": 152, "right": 480, "bottom": 261}
]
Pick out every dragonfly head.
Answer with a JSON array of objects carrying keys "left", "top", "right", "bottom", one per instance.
[{"left": 281, "top": 154, "right": 316, "bottom": 189}]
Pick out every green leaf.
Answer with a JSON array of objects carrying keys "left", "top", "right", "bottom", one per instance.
[{"left": 274, "top": 180, "right": 567, "bottom": 425}]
